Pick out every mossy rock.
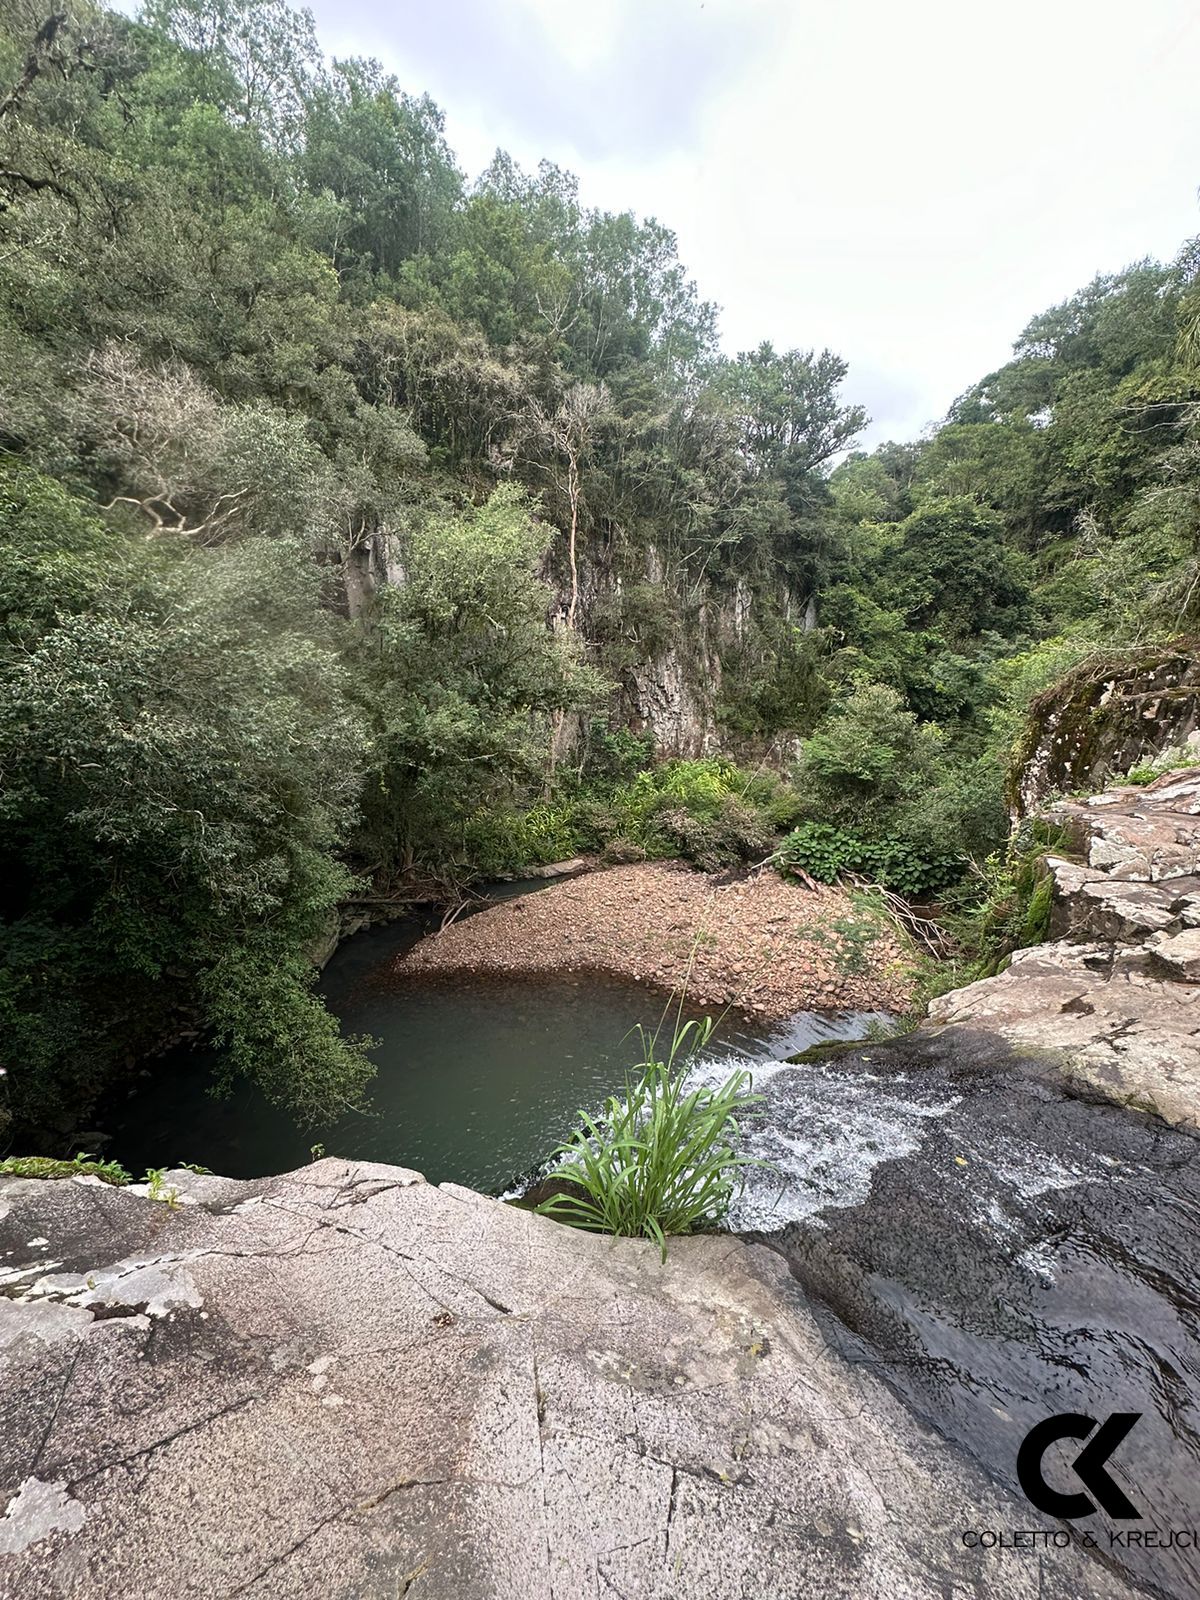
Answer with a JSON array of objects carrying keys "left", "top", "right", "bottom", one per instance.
[
  {"left": 1010, "top": 638, "right": 1200, "bottom": 814},
  {"left": 785, "top": 1038, "right": 881, "bottom": 1067},
  {"left": 0, "top": 1154, "right": 131, "bottom": 1186}
]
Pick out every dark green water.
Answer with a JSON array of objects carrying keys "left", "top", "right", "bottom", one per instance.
[{"left": 102, "top": 906, "right": 885, "bottom": 1194}]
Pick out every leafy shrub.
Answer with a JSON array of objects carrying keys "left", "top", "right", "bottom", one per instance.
[
  {"left": 654, "top": 795, "right": 775, "bottom": 872},
  {"left": 462, "top": 800, "right": 584, "bottom": 876},
  {"left": 535, "top": 1019, "right": 763, "bottom": 1258},
  {"left": 772, "top": 821, "right": 963, "bottom": 898},
  {"left": 579, "top": 719, "right": 655, "bottom": 787},
  {"left": 762, "top": 785, "right": 807, "bottom": 831},
  {"left": 567, "top": 797, "right": 620, "bottom": 851},
  {"left": 789, "top": 683, "right": 1008, "bottom": 871},
  {"left": 793, "top": 684, "right": 944, "bottom": 832},
  {"left": 464, "top": 758, "right": 799, "bottom": 878},
  {"left": 610, "top": 757, "right": 737, "bottom": 829},
  {"left": 715, "top": 619, "right": 831, "bottom": 738}
]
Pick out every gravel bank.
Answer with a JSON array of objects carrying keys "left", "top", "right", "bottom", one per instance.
[{"left": 393, "top": 862, "right": 915, "bottom": 1017}]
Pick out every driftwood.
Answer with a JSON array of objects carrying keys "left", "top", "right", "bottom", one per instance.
[
  {"left": 840, "top": 872, "right": 959, "bottom": 958},
  {"left": 752, "top": 856, "right": 957, "bottom": 958}
]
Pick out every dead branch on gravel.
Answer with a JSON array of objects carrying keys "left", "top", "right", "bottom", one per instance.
[
  {"left": 748, "top": 854, "right": 819, "bottom": 891},
  {"left": 841, "top": 873, "right": 959, "bottom": 959}
]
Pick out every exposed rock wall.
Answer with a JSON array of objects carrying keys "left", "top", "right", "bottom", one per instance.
[
  {"left": 932, "top": 766, "right": 1200, "bottom": 1126},
  {"left": 583, "top": 543, "right": 748, "bottom": 756},
  {"left": 1013, "top": 641, "right": 1200, "bottom": 815},
  {"left": 626, "top": 639, "right": 720, "bottom": 756}
]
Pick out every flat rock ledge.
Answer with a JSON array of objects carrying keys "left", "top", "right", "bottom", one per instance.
[
  {"left": 0, "top": 1159, "right": 1131, "bottom": 1599},
  {"left": 394, "top": 861, "right": 914, "bottom": 1018},
  {"left": 931, "top": 766, "right": 1200, "bottom": 1126}
]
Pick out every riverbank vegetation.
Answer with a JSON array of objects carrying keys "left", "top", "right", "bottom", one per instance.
[
  {"left": 534, "top": 1018, "right": 761, "bottom": 1258},
  {"left": 2, "top": 0, "right": 1199, "bottom": 1139}
]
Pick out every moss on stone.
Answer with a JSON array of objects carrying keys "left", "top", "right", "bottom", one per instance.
[
  {"left": 1010, "top": 638, "right": 1200, "bottom": 814},
  {"left": 0, "top": 1153, "right": 131, "bottom": 1186},
  {"left": 1019, "top": 872, "right": 1054, "bottom": 948},
  {"left": 784, "top": 1039, "right": 865, "bottom": 1067}
]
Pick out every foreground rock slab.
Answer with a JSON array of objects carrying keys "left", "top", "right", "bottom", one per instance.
[{"left": 0, "top": 1160, "right": 1128, "bottom": 1599}]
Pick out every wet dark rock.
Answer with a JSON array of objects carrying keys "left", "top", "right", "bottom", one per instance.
[{"left": 743, "top": 1026, "right": 1200, "bottom": 1600}]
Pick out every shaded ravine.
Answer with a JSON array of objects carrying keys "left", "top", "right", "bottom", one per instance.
[{"left": 708, "top": 1030, "right": 1200, "bottom": 1600}]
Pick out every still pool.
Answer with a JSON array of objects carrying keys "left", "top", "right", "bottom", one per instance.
[{"left": 101, "top": 909, "right": 887, "bottom": 1194}]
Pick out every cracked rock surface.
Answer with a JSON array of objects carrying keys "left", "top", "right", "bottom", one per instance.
[
  {"left": 930, "top": 766, "right": 1200, "bottom": 1126},
  {"left": 0, "top": 1158, "right": 1131, "bottom": 1599}
]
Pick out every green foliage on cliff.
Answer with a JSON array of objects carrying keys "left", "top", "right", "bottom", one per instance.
[
  {"left": 354, "top": 484, "right": 602, "bottom": 873},
  {"left": 1, "top": 0, "right": 1198, "bottom": 1134}
]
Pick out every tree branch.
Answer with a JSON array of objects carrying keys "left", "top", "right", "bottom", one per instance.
[{"left": 0, "top": 12, "right": 68, "bottom": 122}]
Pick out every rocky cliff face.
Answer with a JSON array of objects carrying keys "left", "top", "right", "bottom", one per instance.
[
  {"left": 932, "top": 765, "right": 1200, "bottom": 1126},
  {"left": 585, "top": 547, "right": 791, "bottom": 757},
  {"left": 1014, "top": 641, "right": 1200, "bottom": 815}
]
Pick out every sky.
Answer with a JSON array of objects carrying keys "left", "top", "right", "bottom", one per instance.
[{"left": 304, "top": 0, "right": 1200, "bottom": 447}]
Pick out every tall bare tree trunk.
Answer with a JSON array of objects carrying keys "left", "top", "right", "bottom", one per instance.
[
  {"left": 538, "top": 382, "right": 607, "bottom": 788},
  {"left": 566, "top": 453, "right": 581, "bottom": 631}
]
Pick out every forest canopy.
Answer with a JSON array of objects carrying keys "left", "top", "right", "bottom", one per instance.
[{"left": 2, "top": 0, "right": 1198, "bottom": 1138}]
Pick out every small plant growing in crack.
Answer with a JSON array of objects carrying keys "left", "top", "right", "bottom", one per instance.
[{"left": 143, "top": 1168, "right": 180, "bottom": 1208}]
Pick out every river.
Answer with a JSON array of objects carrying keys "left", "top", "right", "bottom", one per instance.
[{"left": 101, "top": 903, "right": 885, "bottom": 1193}]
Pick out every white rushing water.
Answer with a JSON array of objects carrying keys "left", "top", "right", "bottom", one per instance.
[
  {"left": 507, "top": 1006, "right": 1132, "bottom": 1243},
  {"left": 689, "top": 1049, "right": 961, "bottom": 1232}
]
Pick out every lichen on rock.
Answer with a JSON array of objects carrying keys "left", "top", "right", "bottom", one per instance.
[{"left": 1012, "top": 639, "right": 1200, "bottom": 815}]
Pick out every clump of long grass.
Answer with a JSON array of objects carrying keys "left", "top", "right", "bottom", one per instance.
[{"left": 534, "top": 1016, "right": 763, "bottom": 1259}]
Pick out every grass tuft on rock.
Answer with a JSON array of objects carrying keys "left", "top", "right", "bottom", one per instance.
[{"left": 535, "top": 1018, "right": 763, "bottom": 1259}]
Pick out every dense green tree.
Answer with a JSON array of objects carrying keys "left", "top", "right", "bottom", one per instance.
[
  {"left": 141, "top": 0, "right": 322, "bottom": 149},
  {"left": 355, "top": 486, "right": 602, "bottom": 871},
  {"left": 0, "top": 464, "right": 372, "bottom": 1130},
  {"left": 884, "top": 497, "right": 1033, "bottom": 642},
  {"left": 1, "top": 0, "right": 1198, "bottom": 1142},
  {"left": 303, "top": 59, "right": 461, "bottom": 278}
]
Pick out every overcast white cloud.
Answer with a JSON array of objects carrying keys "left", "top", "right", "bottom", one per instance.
[{"left": 306, "top": 0, "right": 1200, "bottom": 446}]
